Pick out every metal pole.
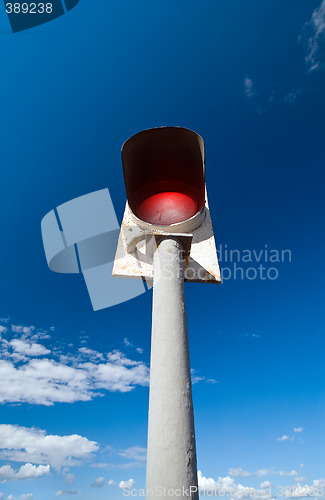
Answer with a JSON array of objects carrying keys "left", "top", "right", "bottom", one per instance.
[{"left": 146, "top": 238, "right": 199, "bottom": 500}]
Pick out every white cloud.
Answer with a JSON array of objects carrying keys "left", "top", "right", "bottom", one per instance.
[
  {"left": 119, "top": 479, "right": 135, "bottom": 489},
  {"left": 284, "top": 89, "right": 303, "bottom": 105},
  {"left": 244, "top": 76, "right": 255, "bottom": 97},
  {"left": 55, "top": 491, "right": 81, "bottom": 496},
  {"left": 0, "top": 327, "right": 7, "bottom": 335},
  {"left": 7, "top": 324, "right": 52, "bottom": 345},
  {"left": 198, "top": 472, "right": 240, "bottom": 493},
  {"left": 0, "top": 425, "right": 98, "bottom": 470},
  {"left": 294, "top": 477, "right": 307, "bottom": 483},
  {"left": 198, "top": 470, "right": 220, "bottom": 491},
  {"left": 6, "top": 494, "right": 34, "bottom": 500},
  {"left": 277, "top": 428, "right": 303, "bottom": 442},
  {"left": 260, "top": 470, "right": 298, "bottom": 478},
  {"left": 91, "top": 445, "right": 146, "bottom": 470},
  {"left": 78, "top": 348, "right": 104, "bottom": 362},
  {"left": 256, "top": 470, "right": 270, "bottom": 477},
  {"left": 10, "top": 340, "right": 50, "bottom": 357},
  {"left": 91, "top": 461, "right": 144, "bottom": 470},
  {"left": 108, "top": 479, "right": 116, "bottom": 485},
  {"left": 65, "top": 473, "right": 76, "bottom": 486},
  {"left": 198, "top": 472, "right": 274, "bottom": 500},
  {"left": 260, "top": 481, "right": 272, "bottom": 488},
  {"left": 11, "top": 325, "right": 35, "bottom": 335},
  {"left": 0, "top": 319, "right": 149, "bottom": 406},
  {"left": 191, "top": 369, "right": 216, "bottom": 385},
  {"left": 277, "top": 435, "right": 291, "bottom": 441},
  {"left": 117, "top": 447, "right": 146, "bottom": 462},
  {"left": 242, "top": 333, "right": 260, "bottom": 339},
  {"left": 123, "top": 339, "right": 144, "bottom": 355},
  {"left": 279, "top": 470, "right": 299, "bottom": 477},
  {"left": 91, "top": 477, "right": 105, "bottom": 488},
  {"left": 0, "top": 463, "right": 50, "bottom": 481},
  {"left": 304, "top": 0, "right": 325, "bottom": 71},
  {"left": 7, "top": 324, "right": 51, "bottom": 342},
  {"left": 229, "top": 468, "right": 299, "bottom": 478},
  {"left": 228, "top": 468, "right": 253, "bottom": 477},
  {"left": 0, "top": 350, "right": 149, "bottom": 406},
  {"left": 285, "top": 479, "right": 325, "bottom": 498}
]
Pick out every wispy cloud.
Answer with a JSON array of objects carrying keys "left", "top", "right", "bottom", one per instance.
[
  {"left": 244, "top": 76, "right": 255, "bottom": 97},
  {"left": 91, "top": 477, "right": 106, "bottom": 488},
  {"left": 10, "top": 324, "right": 50, "bottom": 342},
  {"left": 228, "top": 467, "right": 299, "bottom": 478},
  {"left": 0, "top": 317, "right": 10, "bottom": 323},
  {"left": 7, "top": 495, "right": 34, "bottom": 500},
  {"left": 11, "top": 325, "right": 36, "bottom": 337},
  {"left": 116, "top": 446, "right": 146, "bottom": 462},
  {"left": 260, "top": 481, "right": 272, "bottom": 488},
  {"left": 55, "top": 491, "right": 81, "bottom": 496},
  {"left": 191, "top": 369, "right": 219, "bottom": 385},
  {"left": 283, "top": 88, "right": 304, "bottom": 104},
  {"left": 277, "top": 427, "right": 304, "bottom": 442},
  {"left": 91, "top": 445, "right": 146, "bottom": 470},
  {"left": 77, "top": 347, "right": 104, "bottom": 362},
  {"left": 294, "top": 477, "right": 308, "bottom": 483},
  {"left": 123, "top": 338, "right": 144, "bottom": 354},
  {"left": 91, "top": 461, "right": 143, "bottom": 470},
  {"left": 64, "top": 473, "right": 76, "bottom": 486},
  {"left": 303, "top": 0, "right": 325, "bottom": 71},
  {"left": 242, "top": 333, "right": 260, "bottom": 339},
  {"left": 228, "top": 468, "right": 253, "bottom": 477},
  {"left": 242, "top": 79, "right": 304, "bottom": 113},
  {"left": 277, "top": 435, "right": 292, "bottom": 442}
]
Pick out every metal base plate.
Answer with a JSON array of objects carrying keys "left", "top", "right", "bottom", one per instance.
[{"left": 112, "top": 193, "right": 221, "bottom": 284}]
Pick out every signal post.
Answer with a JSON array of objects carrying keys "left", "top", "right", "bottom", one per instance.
[{"left": 113, "top": 127, "right": 221, "bottom": 499}]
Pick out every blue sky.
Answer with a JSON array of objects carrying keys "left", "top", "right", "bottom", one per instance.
[{"left": 0, "top": 0, "right": 324, "bottom": 499}]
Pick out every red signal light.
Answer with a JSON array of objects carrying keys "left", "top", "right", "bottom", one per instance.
[
  {"left": 136, "top": 192, "right": 198, "bottom": 226},
  {"left": 122, "top": 127, "right": 205, "bottom": 227}
]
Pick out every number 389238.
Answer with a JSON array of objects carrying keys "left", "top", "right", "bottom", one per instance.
[{"left": 6, "top": 3, "right": 53, "bottom": 14}]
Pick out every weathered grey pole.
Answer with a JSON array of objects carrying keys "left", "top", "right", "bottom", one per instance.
[{"left": 146, "top": 237, "right": 199, "bottom": 500}]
